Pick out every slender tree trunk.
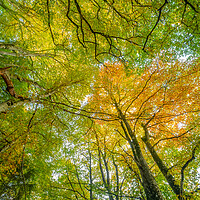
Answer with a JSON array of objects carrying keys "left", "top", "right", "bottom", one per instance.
[
  {"left": 95, "top": 134, "right": 114, "bottom": 200},
  {"left": 113, "top": 158, "right": 119, "bottom": 200},
  {"left": 98, "top": 151, "right": 114, "bottom": 200},
  {"left": 88, "top": 150, "right": 93, "bottom": 200}
]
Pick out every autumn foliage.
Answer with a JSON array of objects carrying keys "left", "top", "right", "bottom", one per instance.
[
  {"left": 0, "top": 0, "right": 200, "bottom": 198},
  {"left": 88, "top": 60, "right": 200, "bottom": 198},
  {"left": 92, "top": 60, "right": 199, "bottom": 141}
]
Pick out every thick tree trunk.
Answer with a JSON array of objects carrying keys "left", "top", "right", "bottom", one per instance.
[
  {"left": 0, "top": 67, "right": 24, "bottom": 99},
  {"left": 141, "top": 124, "right": 181, "bottom": 198},
  {"left": 120, "top": 117, "right": 164, "bottom": 200},
  {"left": 0, "top": 100, "right": 26, "bottom": 113},
  {"left": 0, "top": 42, "right": 50, "bottom": 57}
]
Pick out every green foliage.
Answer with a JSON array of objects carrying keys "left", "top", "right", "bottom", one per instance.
[{"left": 0, "top": 0, "right": 199, "bottom": 199}]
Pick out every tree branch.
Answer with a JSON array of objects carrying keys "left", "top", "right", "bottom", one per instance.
[
  {"left": 183, "top": 0, "right": 198, "bottom": 13},
  {"left": 46, "top": 0, "right": 56, "bottom": 45},
  {"left": 0, "top": 68, "right": 24, "bottom": 99},
  {"left": 142, "top": 0, "right": 168, "bottom": 51},
  {"left": 153, "top": 128, "right": 193, "bottom": 147}
]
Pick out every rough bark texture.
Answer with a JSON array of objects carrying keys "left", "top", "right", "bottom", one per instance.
[
  {"left": 118, "top": 108, "right": 164, "bottom": 200},
  {"left": 0, "top": 42, "right": 50, "bottom": 57},
  {"left": 0, "top": 100, "right": 25, "bottom": 113},
  {"left": 141, "top": 124, "right": 181, "bottom": 198},
  {"left": 0, "top": 67, "right": 24, "bottom": 99}
]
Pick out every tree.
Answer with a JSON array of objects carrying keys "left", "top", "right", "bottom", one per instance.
[
  {"left": 0, "top": 0, "right": 199, "bottom": 199},
  {"left": 88, "top": 61, "right": 200, "bottom": 199}
]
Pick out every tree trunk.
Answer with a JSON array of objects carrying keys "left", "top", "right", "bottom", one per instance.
[
  {"left": 88, "top": 151, "right": 94, "bottom": 200},
  {"left": 113, "top": 158, "right": 119, "bottom": 200},
  {"left": 0, "top": 100, "right": 26, "bottom": 113},
  {"left": 141, "top": 124, "right": 181, "bottom": 198},
  {"left": 120, "top": 118, "right": 164, "bottom": 200},
  {"left": 96, "top": 137, "right": 114, "bottom": 200}
]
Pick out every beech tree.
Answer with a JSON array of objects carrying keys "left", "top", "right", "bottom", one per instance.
[
  {"left": 0, "top": 0, "right": 199, "bottom": 199},
  {"left": 88, "top": 61, "right": 200, "bottom": 199}
]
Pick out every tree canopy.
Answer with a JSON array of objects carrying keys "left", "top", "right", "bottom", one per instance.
[{"left": 0, "top": 0, "right": 199, "bottom": 199}]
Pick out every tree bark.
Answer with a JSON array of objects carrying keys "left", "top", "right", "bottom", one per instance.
[
  {"left": 113, "top": 157, "right": 119, "bottom": 200},
  {"left": 141, "top": 124, "right": 181, "bottom": 198},
  {"left": 95, "top": 133, "right": 114, "bottom": 200},
  {"left": 0, "top": 100, "right": 27, "bottom": 113},
  {"left": 0, "top": 42, "right": 50, "bottom": 57},
  {"left": 88, "top": 150, "right": 93, "bottom": 200},
  {"left": 0, "top": 67, "right": 24, "bottom": 99},
  {"left": 117, "top": 108, "right": 163, "bottom": 200}
]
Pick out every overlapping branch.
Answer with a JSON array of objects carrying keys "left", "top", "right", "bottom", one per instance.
[{"left": 142, "top": 0, "right": 168, "bottom": 51}]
